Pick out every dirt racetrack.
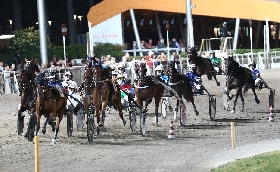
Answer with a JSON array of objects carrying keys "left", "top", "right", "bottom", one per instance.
[{"left": 1, "top": 69, "right": 280, "bottom": 172}]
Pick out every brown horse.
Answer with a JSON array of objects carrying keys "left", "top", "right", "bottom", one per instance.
[
  {"left": 79, "top": 65, "right": 95, "bottom": 110},
  {"left": 92, "top": 65, "right": 126, "bottom": 127},
  {"left": 168, "top": 61, "right": 199, "bottom": 117},
  {"left": 134, "top": 63, "right": 164, "bottom": 124},
  {"left": 34, "top": 72, "right": 67, "bottom": 144},
  {"left": 187, "top": 47, "right": 220, "bottom": 86}
]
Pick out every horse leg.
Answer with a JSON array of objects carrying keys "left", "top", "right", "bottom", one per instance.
[
  {"left": 212, "top": 73, "right": 220, "bottom": 86},
  {"left": 95, "top": 105, "right": 102, "bottom": 127},
  {"left": 173, "top": 100, "right": 179, "bottom": 121},
  {"left": 51, "top": 114, "right": 62, "bottom": 144},
  {"left": 35, "top": 115, "right": 41, "bottom": 137},
  {"left": 42, "top": 116, "right": 49, "bottom": 134},
  {"left": 251, "top": 86, "right": 260, "bottom": 104},
  {"left": 240, "top": 90, "right": 245, "bottom": 112},
  {"left": 231, "top": 89, "right": 240, "bottom": 113},
  {"left": 154, "top": 96, "right": 161, "bottom": 124},
  {"left": 190, "top": 98, "right": 199, "bottom": 116},
  {"left": 115, "top": 96, "right": 126, "bottom": 126}
]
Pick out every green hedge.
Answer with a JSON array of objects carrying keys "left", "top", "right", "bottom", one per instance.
[{"left": 1, "top": 44, "right": 280, "bottom": 66}]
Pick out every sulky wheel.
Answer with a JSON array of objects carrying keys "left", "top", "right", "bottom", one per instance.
[
  {"left": 140, "top": 107, "right": 146, "bottom": 136},
  {"left": 179, "top": 103, "right": 186, "bottom": 126},
  {"left": 129, "top": 106, "right": 137, "bottom": 132}
]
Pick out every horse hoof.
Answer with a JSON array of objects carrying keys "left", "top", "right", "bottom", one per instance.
[
  {"left": 123, "top": 120, "right": 126, "bottom": 126},
  {"left": 231, "top": 110, "right": 235, "bottom": 113},
  {"left": 51, "top": 139, "right": 56, "bottom": 145},
  {"left": 217, "top": 83, "right": 220, "bottom": 86},
  {"left": 196, "top": 111, "right": 199, "bottom": 116},
  {"left": 240, "top": 109, "right": 244, "bottom": 112},
  {"left": 42, "top": 129, "right": 46, "bottom": 134}
]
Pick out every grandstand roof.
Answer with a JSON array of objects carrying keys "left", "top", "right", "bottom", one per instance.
[{"left": 87, "top": 0, "right": 280, "bottom": 27}]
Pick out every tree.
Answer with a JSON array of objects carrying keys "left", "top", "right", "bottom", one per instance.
[{"left": 7, "top": 27, "right": 51, "bottom": 60}]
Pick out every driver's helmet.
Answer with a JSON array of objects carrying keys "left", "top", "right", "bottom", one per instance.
[
  {"left": 117, "top": 64, "right": 125, "bottom": 74},
  {"left": 209, "top": 50, "right": 215, "bottom": 55},
  {"left": 47, "top": 71, "right": 56, "bottom": 83},
  {"left": 189, "top": 64, "right": 197, "bottom": 70},
  {"left": 64, "top": 71, "right": 73, "bottom": 81},
  {"left": 155, "top": 64, "right": 164, "bottom": 71},
  {"left": 248, "top": 61, "right": 256, "bottom": 68},
  {"left": 112, "top": 70, "right": 118, "bottom": 76},
  {"left": 155, "top": 64, "right": 164, "bottom": 75}
]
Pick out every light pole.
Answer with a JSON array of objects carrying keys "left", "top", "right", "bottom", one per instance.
[
  {"left": 77, "top": 15, "right": 83, "bottom": 44},
  {"left": 48, "top": 21, "right": 52, "bottom": 40},
  {"left": 74, "top": 15, "right": 77, "bottom": 44},
  {"left": 9, "top": 20, "right": 12, "bottom": 32}
]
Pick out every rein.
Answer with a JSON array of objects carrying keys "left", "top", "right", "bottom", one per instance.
[
  {"left": 134, "top": 84, "right": 149, "bottom": 89},
  {"left": 169, "top": 80, "right": 182, "bottom": 86}
]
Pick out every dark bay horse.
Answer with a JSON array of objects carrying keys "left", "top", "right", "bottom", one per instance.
[
  {"left": 17, "top": 70, "right": 37, "bottom": 138},
  {"left": 17, "top": 58, "right": 39, "bottom": 138},
  {"left": 187, "top": 47, "right": 220, "bottom": 86},
  {"left": 168, "top": 60, "right": 199, "bottom": 117},
  {"left": 134, "top": 63, "right": 164, "bottom": 124},
  {"left": 224, "top": 56, "right": 260, "bottom": 113},
  {"left": 34, "top": 72, "right": 67, "bottom": 144},
  {"left": 92, "top": 65, "right": 126, "bottom": 127}
]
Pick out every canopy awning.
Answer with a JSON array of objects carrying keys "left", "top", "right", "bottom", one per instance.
[{"left": 87, "top": 0, "right": 280, "bottom": 27}]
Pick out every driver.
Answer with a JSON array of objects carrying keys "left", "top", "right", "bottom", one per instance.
[
  {"left": 62, "top": 71, "right": 78, "bottom": 93},
  {"left": 248, "top": 61, "right": 263, "bottom": 90},
  {"left": 186, "top": 64, "right": 202, "bottom": 94}
]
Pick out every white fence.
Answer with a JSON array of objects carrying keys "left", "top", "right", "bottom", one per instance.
[{"left": 2, "top": 50, "right": 280, "bottom": 95}]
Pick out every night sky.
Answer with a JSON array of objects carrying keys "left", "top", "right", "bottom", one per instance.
[{"left": 0, "top": 0, "right": 92, "bottom": 33}]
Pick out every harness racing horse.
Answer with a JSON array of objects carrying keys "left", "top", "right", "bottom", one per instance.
[
  {"left": 168, "top": 60, "right": 199, "bottom": 119},
  {"left": 33, "top": 72, "right": 67, "bottom": 144},
  {"left": 17, "top": 58, "right": 39, "bottom": 139},
  {"left": 134, "top": 63, "right": 164, "bottom": 124},
  {"left": 224, "top": 56, "right": 260, "bottom": 113},
  {"left": 187, "top": 47, "right": 220, "bottom": 86},
  {"left": 17, "top": 70, "right": 37, "bottom": 140},
  {"left": 92, "top": 65, "right": 126, "bottom": 127}
]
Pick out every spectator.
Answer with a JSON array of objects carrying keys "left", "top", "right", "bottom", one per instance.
[
  {"left": 72, "top": 60, "right": 78, "bottom": 66},
  {"left": 147, "top": 39, "right": 155, "bottom": 48},
  {"left": 47, "top": 61, "right": 55, "bottom": 68},
  {"left": 132, "top": 41, "right": 137, "bottom": 49},
  {"left": 220, "top": 22, "right": 231, "bottom": 51},
  {"left": 66, "top": 58, "right": 72, "bottom": 67},
  {"left": 146, "top": 51, "right": 154, "bottom": 74},
  {"left": 157, "top": 52, "right": 168, "bottom": 65},
  {"left": 170, "top": 38, "right": 180, "bottom": 49},
  {"left": 140, "top": 40, "right": 147, "bottom": 49},
  {"left": 13, "top": 48, "right": 22, "bottom": 71},
  {"left": 10, "top": 64, "right": 17, "bottom": 71},
  {"left": 157, "top": 38, "right": 166, "bottom": 54},
  {"left": 0, "top": 62, "right": 3, "bottom": 72}
]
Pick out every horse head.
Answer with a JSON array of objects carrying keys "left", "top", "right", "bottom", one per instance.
[
  {"left": 187, "top": 47, "right": 198, "bottom": 63},
  {"left": 24, "top": 57, "right": 40, "bottom": 80},
  {"left": 224, "top": 56, "right": 239, "bottom": 75},
  {"left": 35, "top": 72, "right": 48, "bottom": 94},
  {"left": 92, "top": 65, "right": 102, "bottom": 85},
  {"left": 136, "top": 63, "right": 147, "bottom": 82}
]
